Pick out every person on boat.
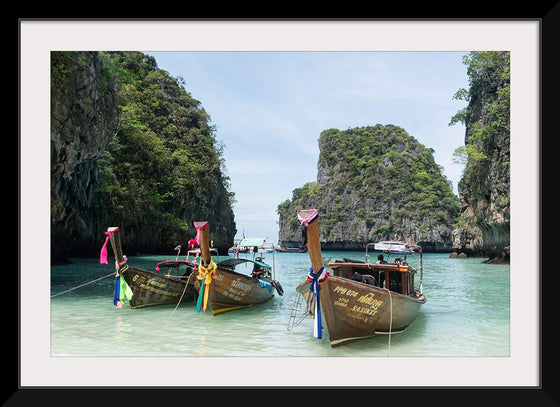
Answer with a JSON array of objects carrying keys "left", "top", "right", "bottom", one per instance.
[
  {"left": 251, "top": 263, "right": 264, "bottom": 279},
  {"left": 352, "top": 272, "right": 377, "bottom": 286},
  {"left": 182, "top": 265, "right": 193, "bottom": 279},
  {"left": 376, "top": 254, "right": 387, "bottom": 288}
]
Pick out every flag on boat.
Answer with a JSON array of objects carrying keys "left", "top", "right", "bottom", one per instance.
[
  {"left": 188, "top": 222, "right": 208, "bottom": 248},
  {"left": 307, "top": 266, "right": 329, "bottom": 339},
  {"left": 113, "top": 262, "right": 133, "bottom": 308},
  {"left": 99, "top": 227, "right": 120, "bottom": 265}
]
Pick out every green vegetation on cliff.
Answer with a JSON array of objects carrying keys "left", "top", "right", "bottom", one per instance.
[
  {"left": 51, "top": 51, "right": 236, "bottom": 258},
  {"left": 449, "top": 51, "right": 510, "bottom": 261},
  {"left": 96, "top": 52, "right": 235, "bottom": 250},
  {"left": 450, "top": 51, "right": 510, "bottom": 207},
  {"left": 278, "top": 125, "right": 460, "bottom": 250},
  {"left": 318, "top": 125, "right": 457, "bottom": 214}
]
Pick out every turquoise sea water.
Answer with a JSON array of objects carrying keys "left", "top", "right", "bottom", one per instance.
[{"left": 50, "top": 251, "right": 510, "bottom": 358}]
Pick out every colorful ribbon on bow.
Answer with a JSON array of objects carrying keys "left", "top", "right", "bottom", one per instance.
[
  {"left": 196, "top": 261, "right": 217, "bottom": 312},
  {"left": 297, "top": 209, "right": 318, "bottom": 247},
  {"left": 188, "top": 222, "right": 208, "bottom": 248},
  {"left": 99, "top": 227, "right": 119, "bottom": 265},
  {"left": 297, "top": 208, "right": 318, "bottom": 226},
  {"left": 306, "top": 266, "right": 329, "bottom": 339},
  {"left": 113, "top": 260, "right": 133, "bottom": 308}
]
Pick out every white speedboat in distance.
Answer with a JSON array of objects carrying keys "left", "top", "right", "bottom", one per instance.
[{"left": 373, "top": 240, "right": 414, "bottom": 254}]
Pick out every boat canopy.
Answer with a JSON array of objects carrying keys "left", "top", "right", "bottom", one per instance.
[
  {"left": 238, "top": 237, "right": 266, "bottom": 247},
  {"left": 217, "top": 257, "right": 271, "bottom": 270},
  {"left": 373, "top": 240, "right": 413, "bottom": 254},
  {"left": 155, "top": 260, "right": 197, "bottom": 271},
  {"left": 187, "top": 247, "right": 218, "bottom": 254}
]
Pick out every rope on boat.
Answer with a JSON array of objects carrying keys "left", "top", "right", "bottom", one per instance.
[
  {"left": 168, "top": 271, "right": 198, "bottom": 318},
  {"left": 196, "top": 261, "right": 218, "bottom": 312},
  {"left": 50, "top": 272, "right": 116, "bottom": 298},
  {"left": 384, "top": 287, "right": 393, "bottom": 356},
  {"left": 368, "top": 260, "right": 393, "bottom": 355}
]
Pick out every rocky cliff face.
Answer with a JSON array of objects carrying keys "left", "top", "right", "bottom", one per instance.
[
  {"left": 51, "top": 52, "right": 236, "bottom": 262},
  {"left": 278, "top": 125, "right": 460, "bottom": 251},
  {"left": 51, "top": 52, "right": 119, "bottom": 261},
  {"left": 450, "top": 52, "right": 510, "bottom": 263}
]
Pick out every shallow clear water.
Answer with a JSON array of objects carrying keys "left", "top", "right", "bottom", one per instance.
[{"left": 50, "top": 252, "right": 509, "bottom": 357}]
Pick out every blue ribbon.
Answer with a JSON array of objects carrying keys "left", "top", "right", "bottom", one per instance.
[
  {"left": 113, "top": 263, "right": 129, "bottom": 307},
  {"left": 113, "top": 274, "right": 121, "bottom": 306},
  {"left": 308, "top": 266, "right": 325, "bottom": 339}
]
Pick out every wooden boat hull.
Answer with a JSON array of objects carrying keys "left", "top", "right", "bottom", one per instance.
[
  {"left": 297, "top": 275, "right": 426, "bottom": 347},
  {"left": 122, "top": 267, "right": 196, "bottom": 309},
  {"left": 194, "top": 268, "right": 275, "bottom": 315}
]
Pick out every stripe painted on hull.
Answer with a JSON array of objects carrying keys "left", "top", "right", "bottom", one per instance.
[{"left": 211, "top": 304, "right": 253, "bottom": 315}]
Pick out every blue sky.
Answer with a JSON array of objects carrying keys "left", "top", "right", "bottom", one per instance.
[{"left": 145, "top": 51, "right": 469, "bottom": 243}]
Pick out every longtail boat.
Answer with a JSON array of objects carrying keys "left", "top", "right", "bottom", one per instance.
[
  {"left": 294, "top": 209, "right": 426, "bottom": 347},
  {"left": 100, "top": 227, "right": 198, "bottom": 309},
  {"left": 192, "top": 221, "right": 284, "bottom": 315}
]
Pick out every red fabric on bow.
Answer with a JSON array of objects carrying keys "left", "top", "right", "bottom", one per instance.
[
  {"left": 188, "top": 221, "right": 208, "bottom": 248},
  {"left": 99, "top": 227, "right": 119, "bottom": 265},
  {"left": 297, "top": 209, "right": 318, "bottom": 226}
]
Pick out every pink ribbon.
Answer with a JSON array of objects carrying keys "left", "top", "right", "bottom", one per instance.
[
  {"left": 297, "top": 209, "right": 318, "bottom": 226},
  {"left": 99, "top": 227, "right": 119, "bottom": 264},
  {"left": 188, "top": 222, "right": 208, "bottom": 248},
  {"left": 188, "top": 228, "right": 200, "bottom": 248}
]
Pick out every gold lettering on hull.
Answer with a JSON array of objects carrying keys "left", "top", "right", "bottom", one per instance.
[
  {"left": 357, "top": 293, "right": 384, "bottom": 309},
  {"left": 131, "top": 273, "right": 178, "bottom": 297},
  {"left": 334, "top": 297, "right": 349, "bottom": 307},
  {"left": 221, "top": 278, "right": 253, "bottom": 302},
  {"left": 332, "top": 286, "right": 385, "bottom": 320},
  {"left": 333, "top": 286, "right": 359, "bottom": 297}
]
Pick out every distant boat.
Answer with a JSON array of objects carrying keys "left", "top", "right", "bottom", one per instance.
[
  {"left": 229, "top": 237, "right": 274, "bottom": 254},
  {"left": 276, "top": 246, "right": 307, "bottom": 253},
  {"left": 292, "top": 209, "right": 426, "bottom": 347},
  {"left": 373, "top": 240, "right": 414, "bottom": 254},
  {"left": 100, "top": 227, "right": 198, "bottom": 309},
  {"left": 192, "top": 221, "right": 284, "bottom": 315},
  {"left": 185, "top": 246, "right": 219, "bottom": 261},
  {"left": 228, "top": 239, "right": 248, "bottom": 254}
]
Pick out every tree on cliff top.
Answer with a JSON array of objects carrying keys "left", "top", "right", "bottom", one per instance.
[{"left": 450, "top": 51, "right": 510, "bottom": 207}]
